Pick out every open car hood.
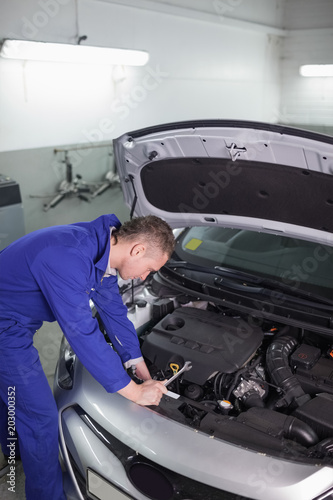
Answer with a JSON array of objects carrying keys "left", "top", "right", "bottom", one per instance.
[{"left": 113, "top": 120, "right": 333, "bottom": 245}]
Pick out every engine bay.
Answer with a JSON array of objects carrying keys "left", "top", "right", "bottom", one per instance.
[
  {"left": 142, "top": 306, "right": 264, "bottom": 386},
  {"left": 121, "top": 274, "right": 333, "bottom": 465}
]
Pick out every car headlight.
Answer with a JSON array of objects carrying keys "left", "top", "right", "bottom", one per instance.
[{"left": 57, "top": 335, "right": 76, "bottom": 390}]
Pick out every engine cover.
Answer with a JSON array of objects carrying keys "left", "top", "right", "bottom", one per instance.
[{"left": 142, "top": 307, "right": 263, "bottom": 385}]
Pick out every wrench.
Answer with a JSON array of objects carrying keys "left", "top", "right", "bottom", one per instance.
[{"left": 164, "top": 361, "right": 192, "bottom": 387}]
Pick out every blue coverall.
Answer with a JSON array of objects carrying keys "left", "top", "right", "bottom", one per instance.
[{"left": 0, "top": 214, "right": 143, "bottom": 500}]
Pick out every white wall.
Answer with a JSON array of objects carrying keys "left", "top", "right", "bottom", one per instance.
[
  {"left": 2, "top": 0, "right": 332, "bottom": 236},
  {"left": 280, "top": 0, "right": 333, "bottom": 127},
  {"left": 0, "top": 0, "right": 283, "bottom": 152}
]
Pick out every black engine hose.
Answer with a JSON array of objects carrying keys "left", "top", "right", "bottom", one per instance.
[
  {"left": 266, "top": 336, "right": 310, "bottom": 408},
  {"left": 284, "top": 415, "right": 319, "bottom": 447},
  {"left": 240, "top": 408, "right": 319, "bottom": 447}
]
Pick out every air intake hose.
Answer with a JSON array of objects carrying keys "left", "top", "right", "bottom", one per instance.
[
  {"left": 266, "top": 336, "right": 311, "bottom": 408},
  {"left": 237, "top": 407, "right": 319, "bottom": 447}
]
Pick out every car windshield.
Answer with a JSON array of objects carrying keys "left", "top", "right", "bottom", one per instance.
[{"left": 173, "top": 227, "right": 333, "bottom": 301}]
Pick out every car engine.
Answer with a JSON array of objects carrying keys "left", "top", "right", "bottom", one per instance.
[
  {"left": 141, "top": 306, "right": 264, "bottom": 386},
  {"left": 121, "top": 276, "right": 333, "bottom": 463}
]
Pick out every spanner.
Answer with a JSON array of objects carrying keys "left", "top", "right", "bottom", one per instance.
[{"left": 164, "top": 361, "right": 192, "bottom": 387}]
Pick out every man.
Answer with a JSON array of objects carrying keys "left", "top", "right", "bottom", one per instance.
[{"left": 0, "top": 213, "right": 175, "bottom": 500}]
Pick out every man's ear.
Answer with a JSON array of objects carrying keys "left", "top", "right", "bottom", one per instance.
[{"left": 130, "top": 243, "right": 146, "bottom": 257}]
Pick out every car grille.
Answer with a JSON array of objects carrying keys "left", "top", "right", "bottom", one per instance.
[{"left": 71, "top": 405, "right": 252, "bottom": 500}]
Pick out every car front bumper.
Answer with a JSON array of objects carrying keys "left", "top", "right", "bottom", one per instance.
[{"left": 55, "top": 360, "right": 333, "bottom": 500}]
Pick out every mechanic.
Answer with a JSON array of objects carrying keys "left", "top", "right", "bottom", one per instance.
[{"left": 0, "top": 213, "right": 174, "bottom": 500}]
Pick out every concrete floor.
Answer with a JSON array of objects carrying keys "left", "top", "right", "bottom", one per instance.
[{"left": 0, "top": 321, "right": 64, "bottom": 500}]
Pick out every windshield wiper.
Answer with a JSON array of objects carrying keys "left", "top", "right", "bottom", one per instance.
[{"left": 165, "top": 261, "right": 333, "bottom": 307}]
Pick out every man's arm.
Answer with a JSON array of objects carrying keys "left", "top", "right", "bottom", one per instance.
[
  {"left": 30, "top": 247, "right": 157, "bottom": 403},
  {"left": 134, "top": 359, "right": 152, "bottom": 380},
  {"left": 92, "top": 279, "right": 149, "bottom": 371}
]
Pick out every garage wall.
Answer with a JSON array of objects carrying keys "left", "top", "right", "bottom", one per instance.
[
  {"left": 0, "top": 0, "right": 284, "bottom": 152},
  {"left": 280, "top": 0, "right": 333, "bottom": 129},
  {"left": 0, "top": 0, "right": 285, "bottom": 233}
]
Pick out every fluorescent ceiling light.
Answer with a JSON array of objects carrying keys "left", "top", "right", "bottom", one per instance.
[
  {"left": 0, "top": 39, "right": 149, "bottom": 66},
  {"left": 300, "top": 64, "right": 333, "bottom": 77}
]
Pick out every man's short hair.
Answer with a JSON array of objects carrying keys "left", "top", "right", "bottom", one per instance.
[{"left": 114, "top": 215, "right": 175, "bottom": 258}]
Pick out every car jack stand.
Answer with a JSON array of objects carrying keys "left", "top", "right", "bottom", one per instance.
[{"left": 43, "top": 152, "right": 92, "bottom": 212}]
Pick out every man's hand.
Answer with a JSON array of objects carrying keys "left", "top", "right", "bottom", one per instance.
[
  {"left": 135, "top": 379, "right": 168, "bottom": 406},
  {"left": 118, "top": 379, "right": 168, "bottom": 406}
]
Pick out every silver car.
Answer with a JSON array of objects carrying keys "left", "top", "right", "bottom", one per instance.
[{"left": 54, "top": 120, "right": 333, "bottom": 500}]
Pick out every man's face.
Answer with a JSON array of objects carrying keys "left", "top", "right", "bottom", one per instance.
[{"left": 117, "top": 250, "right": 168, "bottom": 281}]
